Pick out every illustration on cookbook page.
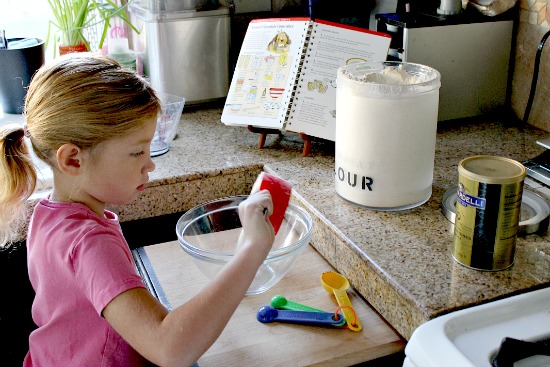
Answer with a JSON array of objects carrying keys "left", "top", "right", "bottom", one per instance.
[{"left": 222, "top": 18, "right": 310, "bottom": 128}]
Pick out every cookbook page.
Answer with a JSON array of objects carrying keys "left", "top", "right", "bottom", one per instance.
[
  {"left": 221, "top": 18, "right": 310, "bottom": 129},
  {"left": 285, "top": 20, "right": 391, "bottom": 141}
]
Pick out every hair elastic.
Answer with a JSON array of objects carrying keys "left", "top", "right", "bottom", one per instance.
[{"left": 23, "top": 124, "right": 31, "bottom": 139}]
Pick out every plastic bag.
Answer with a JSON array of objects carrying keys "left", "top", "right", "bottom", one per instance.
[{"left": 467, "top": 0, "right": 518, "bottom": 16}]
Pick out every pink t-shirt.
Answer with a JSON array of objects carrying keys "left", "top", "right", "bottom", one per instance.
[{"left": 23, "top": 199, "right": 152, "bottom": 367}]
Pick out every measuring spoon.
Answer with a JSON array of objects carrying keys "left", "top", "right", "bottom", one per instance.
[
  {"left": 270, "top": 295, "right": 346, "bottom": 326},
  {"left": 270, "top": 295, "right": 321, "bottom": 311},
  {"left": 256, "top": 305, "right": 344, "bottom": 327},
  {"left": 321, "top": 271, "right": 362, "bottom": 331}
]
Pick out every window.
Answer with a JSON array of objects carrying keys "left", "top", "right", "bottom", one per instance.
[{"left": 2, "top": 0, "right": 54, "bottom": 61}]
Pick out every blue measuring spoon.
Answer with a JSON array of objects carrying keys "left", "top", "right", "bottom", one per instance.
[
  {"left": 257, "top": 305, "right": 344, "bottom": 327},
  {"left": 270, "top": 295, "right": 346, "bottom": 327}
]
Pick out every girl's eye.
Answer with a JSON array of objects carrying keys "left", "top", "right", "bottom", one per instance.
[{"left": 131, "top": 151, "right": 145, "bottom": 157}]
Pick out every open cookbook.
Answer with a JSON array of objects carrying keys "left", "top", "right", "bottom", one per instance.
[{"left": 221, "top": 17, "right": 391, "bottom": 141}]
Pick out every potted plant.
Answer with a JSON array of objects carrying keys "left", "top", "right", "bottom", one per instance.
[{"left": 47, "top": 0, "right": 139, "bottom": 56}]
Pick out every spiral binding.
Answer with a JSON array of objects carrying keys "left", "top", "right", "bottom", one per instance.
[{"left": 285, "top": 21, "right": 315, "bottom": 127}]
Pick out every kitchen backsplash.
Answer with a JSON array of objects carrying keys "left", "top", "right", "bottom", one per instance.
[{"left": 512, "top": 0, "right": 550, "bottom": 132}]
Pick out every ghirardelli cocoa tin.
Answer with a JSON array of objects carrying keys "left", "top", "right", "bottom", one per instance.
[{"left": 452, "top": 156, "right": 526, "bottom": 271}]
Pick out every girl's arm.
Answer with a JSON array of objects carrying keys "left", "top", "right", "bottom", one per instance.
[{"left": 103, "top": 190, "right": 275, "bottom": 367}]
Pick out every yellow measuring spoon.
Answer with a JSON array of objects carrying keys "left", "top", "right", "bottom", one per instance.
[{"left": 321, "top": 271, "right": 362, "bottom": 332}]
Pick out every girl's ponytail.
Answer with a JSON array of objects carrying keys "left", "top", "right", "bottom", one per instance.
[{"left": 0, "top": 124, "right": 37, "bottom": 248}]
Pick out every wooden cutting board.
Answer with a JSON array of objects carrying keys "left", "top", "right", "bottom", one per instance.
[{"left": 140, "top": 241, "right": 405, "bottom": 366}]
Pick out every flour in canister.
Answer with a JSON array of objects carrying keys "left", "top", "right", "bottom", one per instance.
[{"left": 340, "top": 64, "right": 429, "bottom": 85}]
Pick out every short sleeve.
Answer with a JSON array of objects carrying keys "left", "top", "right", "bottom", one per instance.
[{"left": 71, "top": 226, "right": 146, "bottom": 315}]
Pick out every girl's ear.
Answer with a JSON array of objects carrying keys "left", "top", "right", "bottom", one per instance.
[{"left": 56, "top": 143, "right": 84, "bottom": 176}]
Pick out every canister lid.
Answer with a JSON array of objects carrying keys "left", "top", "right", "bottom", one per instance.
[
  {"left": 458, "top": 155, "right": 526, "bottom": 184},
  {"left": 337, "top": 61, "right": 441, "bottom": 97},
  {"left": 442, "top": 188, "right": 549, "bottom": 234}
]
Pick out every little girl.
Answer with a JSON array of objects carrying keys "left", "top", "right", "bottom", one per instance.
[{"left": 0, "top": 53, "right": 275, "bottom": 367}]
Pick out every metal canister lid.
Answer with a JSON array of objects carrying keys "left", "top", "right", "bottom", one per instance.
[
  {"left": 442, "top": 188, "right": 550, "bottom": 234},
  {"left": 458, "top": 155, "right": 526, "bottom": 185}
]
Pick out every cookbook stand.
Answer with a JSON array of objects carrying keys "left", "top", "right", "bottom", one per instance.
[{"left": 247, "top": 125, "right": 314, "bottom": 157}]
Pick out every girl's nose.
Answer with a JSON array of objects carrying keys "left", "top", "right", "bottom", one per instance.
[{"left": 145, "top": 156, "right": 155, "bottom": 173}]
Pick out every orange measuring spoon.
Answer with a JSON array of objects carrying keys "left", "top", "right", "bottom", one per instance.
[{"left": 321, "top": 271, "right": 362, "bottom": 331}]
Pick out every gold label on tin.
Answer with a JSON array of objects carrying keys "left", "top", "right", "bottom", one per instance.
[
  {"left": 453, "top": 182, "right": 479, "bottom": 267},
  {"left": 492, "top": 183, "right": 523, "bottom": 267}
]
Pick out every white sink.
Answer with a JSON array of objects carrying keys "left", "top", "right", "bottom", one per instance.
[{"left": 404, "top": 287, "right": 550, "bottom": 367}]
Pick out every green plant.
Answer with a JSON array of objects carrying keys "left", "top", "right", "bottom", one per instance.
[{"left": 46, "top": 0, "right": 139, "bottom": 55}]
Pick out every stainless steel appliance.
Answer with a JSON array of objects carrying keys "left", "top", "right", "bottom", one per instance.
[
  {"left": 523, "top": 138, "right": 550, "bottom": 186},
  {"left": 376, "top": 9, "right": 514, "bottom": 121},
  {"left": 129, "top": 1, "right": 230, "bottom": 105}
]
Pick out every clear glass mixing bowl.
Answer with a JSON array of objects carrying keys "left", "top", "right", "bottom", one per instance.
[{"left": 176, "top": 195, "right": 313, "bottom": 295}]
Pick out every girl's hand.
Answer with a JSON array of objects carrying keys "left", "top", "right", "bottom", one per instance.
[{"left": 237, "top": 190, "right": 275, "bottom": 257}]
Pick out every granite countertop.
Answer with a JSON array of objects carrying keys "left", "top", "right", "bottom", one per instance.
[{"left": 16, "top": 108, "right": 550, "bottom": 341}]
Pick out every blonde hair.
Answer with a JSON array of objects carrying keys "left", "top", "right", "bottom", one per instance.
[{"left": 0, "top": 53, "right": 161, "bottom": 247}]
